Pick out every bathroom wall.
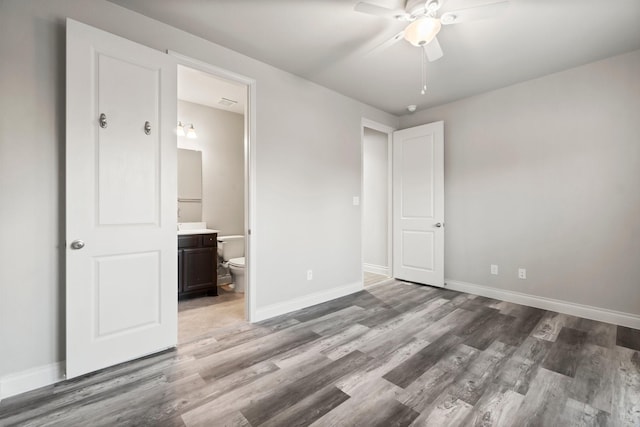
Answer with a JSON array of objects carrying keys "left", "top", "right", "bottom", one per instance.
[
  {"left": 177, "top": 100, "right": 245, "bottom": 235},
  {"left": 362, "top": 127, "right": 389, "bottom": 274}
]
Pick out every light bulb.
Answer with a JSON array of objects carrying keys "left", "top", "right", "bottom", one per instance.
[
  {"left": 186, "top": 124, "right": 197, "bottom": 139},
  {"left": 177, "top": 121, "right": 185, "bottom": 137},
  {"left": 404, "top": 17, "right": 442, "bottom": 47}
]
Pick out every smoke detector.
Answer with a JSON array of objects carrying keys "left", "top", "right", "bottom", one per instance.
[{"left": 407, "top": 104, "right": 417, "bottom": 113}]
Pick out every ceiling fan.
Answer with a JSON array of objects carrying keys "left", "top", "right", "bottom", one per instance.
[{"left": 355, "top": 0, "right": 509, "bottom": 61}]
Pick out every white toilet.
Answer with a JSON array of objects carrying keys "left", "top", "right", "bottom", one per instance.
[{"left": 217, "top": 235, "right": 245, "bottom": 293}]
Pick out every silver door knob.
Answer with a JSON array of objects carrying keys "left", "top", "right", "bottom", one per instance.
[
  {"left": 434, "top": 223, "right": 442, "bottom": 228},
  {"left": 70, "top": 240, "right": 85, "bottom": 250}
]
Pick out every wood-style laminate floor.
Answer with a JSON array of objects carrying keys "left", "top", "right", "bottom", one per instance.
[{"left": 2, "top": 281, "right": 640, "bottom": 426}]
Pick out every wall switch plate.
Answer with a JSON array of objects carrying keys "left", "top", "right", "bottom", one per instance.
[
  {"left": 307, "top": 270, "right": 313, "bottom": 280},
  {"left": 352, "top": 196, "right": 360, "bottom": 206},
  {"left": 491, "top": 264, "right": 499, "bottom": 275},
  {"left": 518, "top": 268, "right": 526, "bottom": 279}
]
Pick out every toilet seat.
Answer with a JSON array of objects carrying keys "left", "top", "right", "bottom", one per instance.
[{"left": 228, "top": 257, "right": 245, "bottom": 268}]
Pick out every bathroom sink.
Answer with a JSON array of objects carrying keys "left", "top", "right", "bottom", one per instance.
[{"left": 177, "top": 222, "right": 220, "bottom": 236}]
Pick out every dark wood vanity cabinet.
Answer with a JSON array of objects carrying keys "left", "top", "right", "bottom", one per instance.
[{"left": 178, "top": 233, "right": 217, "bottom": 298}]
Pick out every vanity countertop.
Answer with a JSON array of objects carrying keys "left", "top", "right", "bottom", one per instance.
[
  {"left": 177, "top": 222, "right": 219, "bottom": 236},
  {"left": 177, "top": 228, "right": 219, "bottom": 236}
]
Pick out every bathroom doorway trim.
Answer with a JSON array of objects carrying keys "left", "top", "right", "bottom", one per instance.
[
  {"left": 361, "top": 118, "right": 395, "bottom": 282},
  {"left": 169, "top": 51, "right": 257, "bottom": 322}
]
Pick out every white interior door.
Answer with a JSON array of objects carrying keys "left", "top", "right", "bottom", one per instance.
[
  {"left": 66, "top": 19, "right": 177, "bottom": 379},
  {"left": 393, "top": 121, "right": 444, "bottom": 286}
]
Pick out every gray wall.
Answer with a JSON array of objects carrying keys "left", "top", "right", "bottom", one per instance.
[
  {"left": 0, "top": 0, "right": 398, "bottom": 379},
  {"left": 178, "top": 100, "right": 245, "bottom": 235},
  {"left": 362, "top": 128, "right": 389, "bottom": 270},
  {"left": 400, "top": 49, "right": 640, "bottom": 316}
]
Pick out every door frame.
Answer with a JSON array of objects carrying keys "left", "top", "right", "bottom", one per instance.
[
  {"left": 361, "top": 118, "right": 395, "bottom": 281},
  {"left": 169, "top": 51, "right": 257, "bottom": 322}
]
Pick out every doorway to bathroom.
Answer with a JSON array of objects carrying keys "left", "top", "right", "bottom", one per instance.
[
  {"left": 361, "top": 120, "right": 393, "bottom": 288},
  {"left": 173, "top": 56, "right": 255, "bottom": 345}
]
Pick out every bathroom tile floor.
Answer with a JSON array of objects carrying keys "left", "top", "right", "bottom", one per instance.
[
  {"left": 178, "top": 286, "right": 245, "bottom": 345},
  {"left": 363, "top": 271, "right": 392, "bottom": 288},
  {"left": 2, "top": 280, "right": 639, "bottom": 426}
]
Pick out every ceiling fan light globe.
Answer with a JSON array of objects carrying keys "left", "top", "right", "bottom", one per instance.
[{"left": 404, "top": 17, "right": 442, "bottom": 47}]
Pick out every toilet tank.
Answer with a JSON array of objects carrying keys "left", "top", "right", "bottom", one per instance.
[{"left": 217, "top": 235, "right": 244, "bottom": 261}]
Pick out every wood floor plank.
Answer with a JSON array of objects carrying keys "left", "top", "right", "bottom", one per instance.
[
  {"left": 240, "top": 350, "right": 373, "bottom": 426},
  {"left": 573, "top": 317, "right": 617, "bottom": 349},
  {"left": 531, "top": 311, "right": 572, "bottom": 342},
  {"left": 512, "top": 367, "right": 569, "bottom": 427},
  {"left": 611, "top": 347, "right": 640, "bottom": 426},
  {"left": 542, "top": 326, "right": 588, "bottom": 377},
  {"left": 398, "top": 344, "right": 479, "bottom": 412},
  {"left": 180, "top": 353, "right": 334, "bottom": 426},
  {"left": 383, "top": 333, "right": 463, "bottom": 389},
  {"left": 498, "top": 306, "right": 545, "bottom": 347},
  {"left": 495, "top": 336, "right": 552, "bottom": 395},
  {"left": 463, "top": 311, "right": 514, "bottom": 351},
  {"left": 327, "top": 297, "right": 449, "bottom": 360},
  {"left": 409, "top": 393, "right": 474, "bottom": 427},
  {"left": 558, "top": 397, "right": 611, "bottom": 427},
  {"left": 257, "top": 385, "right": 350, "bottom": 427},
  {"left": 336, "top": 336, "right": 431, "bottom": 396},
  {"left": 447, "top": 340, "right": 516, "bottom": 406},
  {"left": 616, "top": 325, "right": 640, "bottom": 351},
  {"left": 197, "top": 328, "right": 321, "bottom": 381},
  {"left": 310, "top": 378, "right": 417, "bottom": 427},
  {"left": 461, "top": 382, "right": 524, "bottom": 427},
  {"left": 568, "top": 343, "right": 614, "bottom": 413},
  {"left": 272, "top": 323, "right": 370, "bottom": 369}
]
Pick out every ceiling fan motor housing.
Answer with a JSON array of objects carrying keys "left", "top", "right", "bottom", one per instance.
[{"left": 406, "top": 0, "right": 441, "bottom": 16}]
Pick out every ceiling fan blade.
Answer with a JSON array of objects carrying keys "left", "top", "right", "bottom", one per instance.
[
  {"left": 440, "top": 0, "right": 509, "bottom": 25},
  {"left": 424, "top": 36, "right": 443, "bottom": 61},
  {"left": 354, "top": 2, "right": 408, "bottom": 19},
  {"left": 364, "top": 30, "right": 406, "bottom": 57}
]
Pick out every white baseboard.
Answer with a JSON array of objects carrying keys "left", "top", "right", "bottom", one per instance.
[
  {"left": 445, "top": 279, "right": 640, "bottom": 330},
  {"left": 363, "top": 263, "right": 390, "bottom": 276},
  {"left": 254, "top": 281, "right": 363, "bottom": 322},
  {"left": 0, "top": 361, "right": 65, "bottom": 402}
]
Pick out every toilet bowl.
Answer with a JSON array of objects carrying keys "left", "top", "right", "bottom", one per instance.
[
  {"left": 227, "top": 257, "right": 245, "bottom": 293},
  {"left": 217, "top": 235, "right": 245, "bottom": 293}
]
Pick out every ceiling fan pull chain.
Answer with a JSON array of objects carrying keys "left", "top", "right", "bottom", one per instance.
[{"left": 421, "top": 47, "right": 427, "bottom": 95}]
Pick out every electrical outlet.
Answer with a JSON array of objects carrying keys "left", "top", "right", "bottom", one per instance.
[
  {"left": 491, "top": 264, "right": 499, "bottom": 275},
  {"left": 307, "top": 270, "right": 313, "bottom": 280},
  {"left": 518, "top": 268, "right": 526, "bottom": 279},
  {"left": 352, "top": 196, "right": 360, "bottom": 206}
]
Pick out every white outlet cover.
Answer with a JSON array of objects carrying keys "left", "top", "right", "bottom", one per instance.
[
  {"left": 491, "top": 265, "right": 498, "bottom": 275},
  {"left": 518, "top": 268, "right": 526, "bottom": 279},
  {"left": 352, "top": 196, "right": 360, "bottom": 206}
]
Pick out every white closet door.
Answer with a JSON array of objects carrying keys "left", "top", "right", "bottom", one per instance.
[
  {"left": 66, "top": 19, "right": 177, "bottom": 378},
  {"left": 393, "top": 121, "right": 444, "bottom": 286}
]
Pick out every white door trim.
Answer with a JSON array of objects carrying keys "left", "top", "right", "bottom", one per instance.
[
  {"left": 361, "top": 118, "right": 395, "bottom": 280},
  {"left": 167, "top": 51, "right": 257, "bottom": 322}
]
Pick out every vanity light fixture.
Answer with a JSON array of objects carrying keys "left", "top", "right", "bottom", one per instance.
[
  {"left": 186, "top": 124, "right": 197, "bottom": 139},
  {"left": 177, "top": 121, "right": 197, "bottom": 139}
]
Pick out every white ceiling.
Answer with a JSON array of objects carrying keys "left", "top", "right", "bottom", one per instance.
[
  {"left": 111, "top": 0, "right": 640, "bottom": 116},
  {"left": 178, "top": 65, "right": 246, "bottom": 115}
]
